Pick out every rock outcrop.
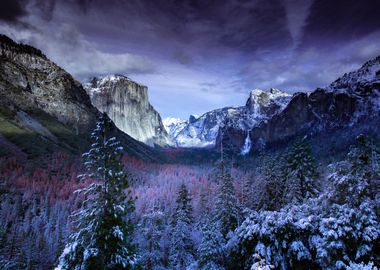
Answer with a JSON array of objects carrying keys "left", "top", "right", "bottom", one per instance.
[
  {"left": 85, "top": 75, "right": 171, "bottom": 147},
  {"left": 0, "top": 35, "right": 96, "bottom": 134},
  {"left": 0, "top": 34, "right": 160, "bottom": 161}
]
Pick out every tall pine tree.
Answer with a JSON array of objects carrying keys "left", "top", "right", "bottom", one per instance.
[
  {"left": 257, "top": 155, "right": 286, "bottom": 211},
  {"left": 214, "top": 160, "right": 241, "bottom": 237},
  {"left": 283, "top": 140, "right": 319, "bottom": 204},
  {"left": 198, "top": 218, "right": 225, "bottom": 270},
  {"left": 137, "top": 204, "right": 165, "bottom": 270},
  {"left": 56, "top": 113, "right": 136, "bottom": 270},
  {"left": 169, "top": 184, "right": 194, "bottom": 270}
]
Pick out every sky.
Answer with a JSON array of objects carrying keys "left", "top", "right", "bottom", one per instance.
[{"left": 1, "top": 0, "right": 380, "bottom": 119}]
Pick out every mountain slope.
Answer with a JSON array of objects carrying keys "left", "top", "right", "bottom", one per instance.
[
  {"left": 163, "top": 117, "right": 188, "bottom": 139},
  {"left": 84, "top": 75, "right": 171, "bottom": 147},
  {"left": 222, "top": 56, "right": 380, "bottom": 153},
  {"left": 0, "top": 34, "right": 160, "bottom": 161},
  {"left": 172, "top": 88, "right": 291, "bottom": 148}
]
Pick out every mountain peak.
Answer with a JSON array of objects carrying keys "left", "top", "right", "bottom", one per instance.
[
  {"left": 87, "top": 74, "right": 137, "bottom": 88},
  {"left": 246, "top": 88, "right": 291, "bottom": 114},
  {"left": 328, "top": 55, "right": 380, "bottom": 93}
]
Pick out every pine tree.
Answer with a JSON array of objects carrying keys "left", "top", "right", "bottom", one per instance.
[
  {"left": 137, "top": 205, "right": 165, "bottom": 270},
  {"left": 56, "top": 113, "right": 136, "bottom": 270},
  {"left": 283, "top": 140, "right": 319, "bottom": 204},
  {"left": 172, "top": 183, "right": 193, "bottom": 226},
  {"left": 197, "top": 187, "right": 211, "bottom": 229},
  {"left": 330, "top": 134, "right": 380, "bottom": 208},
  {"left": 258, "top": 155, "right": 285, "bottom": 211},
  {"left": 169, "top": 184, "right": 194, "bottom": 270},
  {"left": 214, "top": 160, "right": 241, "bottom": 237},
  {"left": 347, "top": 134, "right": 379, "bottom": 202},
  {"left": 198, "top": 218, "right": 225, "bottom": 270},
  {"left": 241, "top": 176, "right": 254, "bottom": 209}
]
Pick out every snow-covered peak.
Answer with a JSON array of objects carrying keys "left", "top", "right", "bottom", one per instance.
[
  {"left": 246, "top": 88, "right": 292, "bottom": 117},
  {"left": 97, "top": 74, "right": 131, "bottom": 85},
  {"left": 172, "top": 89, "right": 292, "bottom": 148},
  {"left": 249, "top": 88, "right": 290, "bottom": 98},
  {"left": 163, "top": 117, "right": 188, "bottom": 139},
  {"left": 328, "top": 55, "right": 380, "bottom": 93},
  {"left": 84, "top": 74, "right": 147, "bottom": 95}
]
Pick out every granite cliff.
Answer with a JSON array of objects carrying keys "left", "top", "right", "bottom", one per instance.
[{"left": 85, "top": 75, "right": 171, "bottom": 147}]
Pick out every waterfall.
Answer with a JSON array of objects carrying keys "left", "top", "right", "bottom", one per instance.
[{"left": 240, "top": 132, "right": 252, "bottom": 155}]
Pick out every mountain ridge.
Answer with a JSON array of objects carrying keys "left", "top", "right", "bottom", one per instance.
[
  {"left": 166, "top": 88, "right": 292, "bottom": 148},
  {"left": 0, "top": 34, "right": 161, "bottom": 161},
  {"left": 219, "top": 55, "right": 380, "bottom": 154}
]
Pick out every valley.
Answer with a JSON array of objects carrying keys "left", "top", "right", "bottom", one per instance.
[{"left": 0, "top": 33, "right": 379, "bottom": 270}]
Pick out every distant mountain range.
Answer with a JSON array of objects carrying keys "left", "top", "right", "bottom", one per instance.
[
  {"left": 219, "top": 56, "right": 380, "bottom": 154},
  {"left": 163, "top": 88, "right": 292, "bottom": 150},
  {"left": 163, "top": 57, "right": 380, "bottom": 155},
  {"left": 1, "top": 33, "right": 379, "bottom": 159}
]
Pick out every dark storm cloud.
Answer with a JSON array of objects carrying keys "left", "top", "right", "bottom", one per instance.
[
  {"left": 301, "top": 0, "right": 380, "bottom": 47},
  {"left": 55, "top": 0, "right": 294, "bottom": 55},
  {"left": 0, "top": 0, "right": 28, "bottom": 22},
  {"left": 1, "top": 0, "right": 379, "bottom": 118},
  {"left": 31, "top": 0, "right": 56, "bottom": 21}
]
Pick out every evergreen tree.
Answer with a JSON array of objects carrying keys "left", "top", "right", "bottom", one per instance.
[
  {"left": 137, "top": 205, "right": 165, "bottom": 270},
  {"left": 198, "top": 218, "right": 225, "bottom": 270},
  {"left": 347, "top": 134, "right": 380, "bottom": 202},
  {"left": 169, "top": 184, "right": 194, "bottom": 270},
  {"left": 214, "top": 160, "right": 241, "bottom": 237},
  {"left": 258, "top": 155, "right": 285, "bottom": 211},
  {"left": 241, "top": 176, "right": 254, "bottom": 209},
  {"left": 197, "top": 187, "right": 211, "bottom": 229},
  {"left": 56, "top": 113, "right": 136, "bottom": 270},
  {"left": 283, "top": 140, "right": 319, "bottom": 204},
  {"left": 172, "top": 183, "right": 193, "bottom": 226},
  {"left": 330, "top": 134, "right": 380, "bottom": 208}
]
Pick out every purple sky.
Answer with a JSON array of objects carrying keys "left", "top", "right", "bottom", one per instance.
[{"left": 1, "top": 0, "right": 380, "bottom": 119}]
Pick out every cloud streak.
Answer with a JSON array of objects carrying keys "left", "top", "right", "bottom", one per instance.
[{"left": 0, "top": 0, "right": 379, "bottom": 119}]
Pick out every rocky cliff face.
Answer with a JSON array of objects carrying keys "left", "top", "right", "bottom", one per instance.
[
  {"left": 223, "top": 56, "right": 380, "bottom": 153},
  {"left": 0, "top": 35, "right": 160, "bottom": 161},
  {"left": 171, "top": 88, "right": 291, "bottom": 148},
  {"left": 84, "top": 75, "right": 171, "bottom": 147},
  {"left": 0, "top": 35, "right": 97, "bottom": 134}
]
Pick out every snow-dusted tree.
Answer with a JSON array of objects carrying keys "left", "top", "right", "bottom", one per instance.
[
  {"left": 328, "top": 134, "right": 380, "bottom": 208},
  {"left": 197, "top": 187, "right": 212, "bottom": 229},
  {"left": 347, "top": 134, "right": 379, "bottom": 206},
  {"left": 56, "top": 113, "right": 136, "bottom": 270},
  {"left": 283, "top": 140, "right": 319, "bottom": 204},
  {"left": 137, "top": 204, "right": 165, "bottom": 270},
  {"left": 250, "top": 253, "right": 274, "bottom": 270},
  {"left": 172, "top": 183, "right": 193, "bottom": 227},
  {"left": 257, "top": 155, "right": 285, "bottom": 211},
  {"left": 169, "top": 184, "right": 194, "bottom": 270},
  {"left": 241, "top": 175, "right": 254, "bottom": 209},
  {"left": 214, "top": 160, "right": 241, "bottom": 237},
  {"left": 197, "top": 218, "right": 225, "bottom": 270}
]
